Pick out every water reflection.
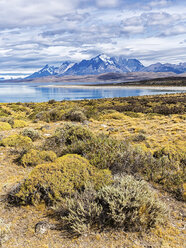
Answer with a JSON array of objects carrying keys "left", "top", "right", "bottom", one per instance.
[{"left": 0, "top": 82, "right": 185, "bottom": 103}]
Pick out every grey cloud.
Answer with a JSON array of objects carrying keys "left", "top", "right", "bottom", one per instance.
[
  {"left": 0, "top": 0, "right": 186, "bottom": 72},
  {"left": 128, "top": 46, "right": 186, "bottom": 63},
  {"left": 121, "top": 11, "right": 185, "bottom": 38},
  {"left": 180, "top": 39, "right": 186, "bottom": 44},
  {"left": 141, "top": 12, "right": 176, "bottom": 26},
  {"left": 159, "top": 24, "right": 186, "bottom": 37}
]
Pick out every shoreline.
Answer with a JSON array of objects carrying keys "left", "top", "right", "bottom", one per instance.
[{"left": 41, "top": 84, "right": 186, "bottom": 91}]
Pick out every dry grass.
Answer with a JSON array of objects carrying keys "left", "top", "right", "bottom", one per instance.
[{"left": 0, "top": 94, "right": 185, "bottom": 247}]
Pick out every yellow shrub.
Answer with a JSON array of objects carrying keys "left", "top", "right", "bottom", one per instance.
[
  {"left": 0, "top": 122, "right": 11, "bottom": 131},
  {"left": 1, "top": 134, "right": 32, "bottom": 151},
  {"left": 101, "top": 111, "right": 125, "bottom": 120},
  {"left": 15, "top": 154, "right": 112, "bottom": 205},
  {"left": 13, "top": 120, "right": 28, "bottom": 128},
  {"left": 21, "top": 149, "right": 57, "bottom": 167},
  {"left": 39, "top": 150, "right": 57, "bottom": 162}
]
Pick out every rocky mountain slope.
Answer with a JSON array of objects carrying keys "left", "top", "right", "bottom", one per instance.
[{"left": 27, "top": 54, "right": 186, "bottom": 79}]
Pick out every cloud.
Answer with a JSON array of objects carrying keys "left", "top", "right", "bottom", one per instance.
[
  {"left": 141, "top": 12, "right": 176, "bottom": 25},
  {"left": 96, "top": 0, "right": 119, "bottom": 8},
  {"left": 0, "top": 0, "right": 186, "bottom": 72},
  {"left": 121, "top": 25, "right": 144, "bottom": 34},
  {"left": 160, "top": 25, "right": 186, "bottom": 37},
  {"left": 148, "top": 0, "right": 170, "bottom": 8},
  {"left": 0, "top": 0, "right": 80, "bottom": 29}
]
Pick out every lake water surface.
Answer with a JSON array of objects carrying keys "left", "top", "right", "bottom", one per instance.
[{"left": 0, "top": 82, "right": 186, "bottom": 103}]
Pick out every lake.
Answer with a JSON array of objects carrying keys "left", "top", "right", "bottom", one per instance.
[{"left": 0, "top": 82, "right": 186, "bottom": 103}]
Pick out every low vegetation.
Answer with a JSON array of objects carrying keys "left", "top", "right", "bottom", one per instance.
[
  {"left": 13, "top": 120, "right": 28, "bottom": 128},
  {"left": 0, "top": 93, "right": 185, "bottom": 247},
  {"left": 1, "top": 134, "right": 33, "bottom": 152},
  {"left": 60, "top": 175, "right": 166, "bottom": 235},
  {"left": 20, "top": 149, "right": 57, "bottom": 167},
  {"left": 9, "top": 154, "right": 112, "bottom": 206},
  {"left": 0, "top": 121, "right": 11, "bottom": 131},
  {"left": 22, "top": 128, "right": 40, "bottom": 141}
]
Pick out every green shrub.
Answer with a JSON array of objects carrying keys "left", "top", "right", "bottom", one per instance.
[
  {"left": 22, "top": 128, "right": 40, "bottom": 141},
  {"left": 48, "top": 99, "right": 56, "bottom": 104},
  {"left": 63, "top": 109, "right": 87, "bottom": 122},
  {"left": 39, "top": 150, "right": 57, "bottom": 162},
  {"left": 44, "top": 124, "right": 95, "bottom": 155},
  {"left": 44, "top": 124, "right": 150, "bottom": 172},
  {"left": 0, "top": 107, "right": 11, "bottom": 117},
  {"left": 44, "top": 125, "right": 186, "bottom": 201},
  {"left": 0, "top": 117, "right": 14, "bottom": 126},
  {"left": 0, "top": 122, "right": 11, "bottom": 131},
  {"left": 21, "top": 149, "right": 57, "bottom": 167},
  {"left": 13, "top": 120, "right": 28, "bottom": 128},
  {"left": 11, "top": 154, "right": 112, "bottom": 206},
  {"left": 131, "top": 134, "right": 146, "bottom": 142},
  {"left": 144, "top": 152, "right": 186, "bottom": 201},
  {"left": 35, "top": 109, "right": 65, "bottom": 122},
  {"left": 59, "top": 175, "right": 166, "bottom": 235},
  {"left": 1, "top": 134, "right": 32, "bottom": 151}
]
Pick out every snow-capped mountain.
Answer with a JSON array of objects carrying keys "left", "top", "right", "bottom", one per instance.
[
  {"left": 27, "top": 61, "right": 75, "bottom": 78},
  {"left": 64, "top": 54, "right": 144, "bottom": 75},
  {"left": 26, "top": 54, "right": 186, "bottom": 79},
  {"left": 27, "top": 64, "right": 58, "bottom": 78},
  {"left": 58, "top": 61, "right": 75, "bottom": 75},
  {"left": 111, "top": 56, "right": 144, "bottom": 72}
]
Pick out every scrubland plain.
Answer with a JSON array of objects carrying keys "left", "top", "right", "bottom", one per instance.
[{"left": 0, "top": 93, "right": 185, "bottom": 248}]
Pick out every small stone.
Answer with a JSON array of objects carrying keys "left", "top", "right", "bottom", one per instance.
[
  {"left": 35, "top": 221, "right": 56, "bottom": 234},
  {"left": 101, "top": 124, "right": 107, "bottom": 128},
  {"left": 35, "top": 221, "right": 50, "bottom": 234}
]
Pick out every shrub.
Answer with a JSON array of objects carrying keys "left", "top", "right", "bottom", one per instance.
[
  {"left": 59, "top": 175, "right": 166, "bottom": 235},
  {"left": 101, "top": 111, "right": 125, "bottom": 120},
  {"left": 1, "top": 134, "right": 32, "bottom": 152},
  {"left": 13, "top": 120, "right": 28, "bottom": 128},
  {"left": 39, "top": 150, "right": 57, "bottom": 162},
  {"left": 96, "top": 175, "right": 166, "bottom": 231},
  {"left": 21, "top": 149, "right": 57, "bottom": 167},
  {"left": 0, "top": 107, "right": 11, "bottom": 117},
  {"left": 44, "top": 124, "right": 150, "bottom": 173},
  {"left": 0, "top": 122, "right": 11, "bottom": 131},
  {"left": 11, "top": 154, "right": 112, "bottom": 206},
  {"left": 44, "top": 125, "right": 186, "bottom": 201},
  {"left": 48, "top": 99, "right": 56, "bottom": 104},
  {"left": 63, "top": 109, "right": 87, "bottom": 122},
  {"left": 131, "top": 134, "right": 146, "bottom": 142},
  {"left": 22, "top": 128, "right": 40, "bottom": 141},
  {"left": 35, "top": 109, "right": 65, "bottom": 122},
  {"left": 44, "top": 124, "right": 95, "bottom": 155},
  {"left": 61, "top": 186, "right": 102, "bottom": 235},
  {"left": 0, "top": 117, "right": 14, "bottom": 126}
]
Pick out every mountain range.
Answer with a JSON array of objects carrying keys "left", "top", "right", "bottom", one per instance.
[{"left": 27, "top": 54, "right": 186, "bottom": 79}]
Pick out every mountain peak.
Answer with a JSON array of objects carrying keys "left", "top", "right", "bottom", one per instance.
[{"left": 26, "top": 54, "right": 186, "bottom": 79}]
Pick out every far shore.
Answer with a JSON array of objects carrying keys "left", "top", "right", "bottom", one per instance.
[{"left": 41, "top": 84, "right": 186, "bottom": 91}]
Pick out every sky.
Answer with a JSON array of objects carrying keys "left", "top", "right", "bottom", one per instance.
[{"left": 0, "top": 0, "right": 186, "bottom": 77}]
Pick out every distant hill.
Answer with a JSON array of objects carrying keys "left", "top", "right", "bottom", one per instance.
[{"left": 142, "top": 62, "right": 186, "bottom": 74}]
